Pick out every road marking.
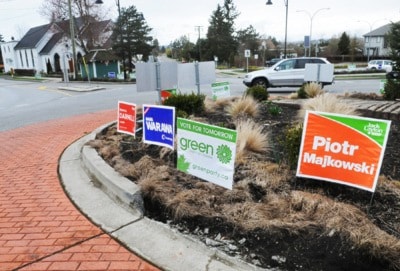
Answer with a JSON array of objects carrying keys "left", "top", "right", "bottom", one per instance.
[{"left": 37, "top": 86, "right": 73, "bottom": 96}]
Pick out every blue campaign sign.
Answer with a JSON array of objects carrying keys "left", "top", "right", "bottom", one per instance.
[{"left": 142, "top": 105, "right": 175, "bottom": 149}]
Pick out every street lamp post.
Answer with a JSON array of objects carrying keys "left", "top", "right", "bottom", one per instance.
[
  {"left": 67, "top": 0, "right": 103, "bottom": 79},
  {"left": 297, "top": 8, "right": 330, "bottom": 57},
  {"left": 266, "top": 0, "right": 288, "bottom": 59}
]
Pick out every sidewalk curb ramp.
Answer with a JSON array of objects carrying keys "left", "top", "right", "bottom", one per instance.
[{"left": 59, "top": 123, "right": 271, "bottom": 271}]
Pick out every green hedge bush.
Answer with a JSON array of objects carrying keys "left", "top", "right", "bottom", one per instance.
[
  {"left": 245, "top": 85, "right": 269, "bottom": 101},
  {"left": 163, "top": 92, "right": 206, "bottom": 116}
]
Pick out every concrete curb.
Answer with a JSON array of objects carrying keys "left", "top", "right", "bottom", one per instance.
[
  {"left": 59, "top": 123, "right": 270, "bottom": 271},
  {"left": 58, "top": 85, "right": 105, "bottom": 92}
]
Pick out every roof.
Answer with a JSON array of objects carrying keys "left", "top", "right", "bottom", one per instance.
[
  {"left": 83, "top": 50, "right": 120, "bottom": 63},
  {"left": 14, "top": 17, "right": 114, "bottom": 52},
  {"left": 39, "top": 32, "right": 64, "bottom": 55},
  {"left": 364, "top": 22, "right": 399, "bottom": 37},
  {"left": 14, "top": 24, "right": 51, "bottom": 49}
]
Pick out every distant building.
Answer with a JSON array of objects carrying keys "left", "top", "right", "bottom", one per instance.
[
  {"left": 362, "top": 23, "right": 394, "bottom": 58},
  {"left": 80, "top": 50, "right": 121, "bottom": 79},
  {"left": 0, "top": 17, "right": 113, "bottom": 76}
]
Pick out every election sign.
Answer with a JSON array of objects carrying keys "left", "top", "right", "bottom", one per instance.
[
  {"left": 161, "top": 88, "right": 177, "bottom": 104},
  {"left": 142, "top": 105, "right": 175, "bottom": 149},
  {"left": 117, "top": 101, "right": 136, "bottom": 136},
  {"left": 177, "top": 118, "right": 237, "bottom": 189},
  {"left": 297, "top": 111, "right": 391, "bottom": 192},
  {"left": 211, "top": 82, "right": 230, "bottom": 101}
]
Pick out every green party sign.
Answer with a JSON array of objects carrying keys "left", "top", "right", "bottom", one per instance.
[
  {"left": 211, "top": 81, "right": 230, "bottom": 101},
  {"left": 177, "top": 118, "right": 237, "bottom": 189}
]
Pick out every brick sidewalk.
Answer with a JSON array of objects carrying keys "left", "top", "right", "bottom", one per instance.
[{"left": 0, "top": 110, "right": 160, "bottom": 271}]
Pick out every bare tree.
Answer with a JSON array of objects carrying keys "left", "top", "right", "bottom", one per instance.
[
  {"left": 39, "top": 0, "right": 111, "bottom": 52},
  {"left": 39, "top": 0, "right": 106, "bottom": 22}
]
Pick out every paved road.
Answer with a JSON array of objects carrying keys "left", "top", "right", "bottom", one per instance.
[
  {"left": 0, "top": 78, "right": 158, "bottom": 131},
  {"left": 0, "top": 76, "right": 383, "bottom": 132},
  {"left": 0, "top": 110, "right": 160, "bottom": 271}
]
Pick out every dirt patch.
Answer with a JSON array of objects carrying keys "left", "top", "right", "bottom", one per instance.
[{"left": 89, "top": 99, "right": 400, "bottom": 271}]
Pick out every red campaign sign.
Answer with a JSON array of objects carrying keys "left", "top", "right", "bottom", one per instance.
[
  {"left": 161, "top": 89, "right": 176, "bottom": 104},
  {"left": 117, "top": 101, "right": 136, "bottom": 136},
  {"left": 161, "top": 90, "right": 172, "bottom": 104}
]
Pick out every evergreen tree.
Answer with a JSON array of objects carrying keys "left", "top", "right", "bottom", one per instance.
[
  {"left": 237, "top": 25, "right": 260, "bottom": 56},
  {"left": 112, "top": 5, "right": 153, "bottom": 78},
  {"left": 338, "top": 32, "right": 350, "bottom": 55},
  {"left": 382, "top": 21, "right": 400, "bottom": 100},
  {"left": 205, "top": 0, "right": 239, "bottom": 66},
  {"left": 388, "top": 22, "right": 400, "bottom": 71},
  {"left": 169, "top": 36, "right": 195, "bottom": 62}
]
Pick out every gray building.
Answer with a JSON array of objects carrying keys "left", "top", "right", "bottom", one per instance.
[{"left": 362, "top": 23, "right": 393, "bottom": 58}]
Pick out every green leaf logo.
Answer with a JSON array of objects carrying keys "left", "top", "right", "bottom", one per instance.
[
  {"left": 177, "top": 154, "right": 190, "bottom": 173},
  {"left": 216, "top": 144, "right": 232, "bottom": 164}
]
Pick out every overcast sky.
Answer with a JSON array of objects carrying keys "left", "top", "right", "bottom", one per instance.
[{"left": 1, "top": 0, "right": 399, "bottom": 45}]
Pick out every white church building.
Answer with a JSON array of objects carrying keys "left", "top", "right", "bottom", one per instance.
[{"left": 1, "top": 17, "right": 113, "bottom": 76}]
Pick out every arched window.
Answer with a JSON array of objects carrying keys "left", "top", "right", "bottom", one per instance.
[
  {"left": 77, "top": 52, "right": 83, "bottom": 73},
  {"left": 54, "top": 53, "right": 61, "bottom": 73}
]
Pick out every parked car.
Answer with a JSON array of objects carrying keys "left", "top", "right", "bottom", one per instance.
[
  {"left": 367, "top": 59, "right": 393, "bottom": 72},
  {"left": 265, "top": 58, "right": 281, "bottom": 67},
  {"left": 243, "top": 57, "right": 334, "bottom": 89}
]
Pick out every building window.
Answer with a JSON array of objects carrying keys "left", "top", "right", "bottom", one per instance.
[
  {"left": 25, "top": 50, "right": 30, "bottom": 67},
  {"left": 384, "top": 37, "right": 388, "bottom": 48},
  {"left": 31, "top": 50, "right": 35, "bottom": 67},
  {"left": 365, "top": 36, "right": 369, "bottom": 43},
  {"left": 20, "top": 51, "right": 24, "bottom": 67}
]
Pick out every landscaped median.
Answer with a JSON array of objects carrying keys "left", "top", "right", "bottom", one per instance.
[{"left": 59, "top": 122, "right": 266, "bottom": 271}]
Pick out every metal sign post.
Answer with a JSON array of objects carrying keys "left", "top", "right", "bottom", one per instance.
[{"left": 244, "top": 50, "right": 250, "bottom": 73}]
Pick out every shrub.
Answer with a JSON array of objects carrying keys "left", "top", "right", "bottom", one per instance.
[
  {"left": 281, "top": 124, "right": 303, "bottom": 169},
  {"left": 245, "top": 85, "right": 269, "bottom": 101},
  {"left": 304, "top": 82, "right": 324, "bottom": 98},
  {"left": 265, "top": 101, "right": 282, "bottom": 116},
  {"left": 204, "top": 97, "right": 236, "bottom": 113},
  {"left": 297, "top": 82, "right": 324, "bottom": 99},
  {"left": 235, "top": 119, "right": 269, "bottom": 164},
  {"left": 226, "top": 95, "right": 259, "bottom": 119},
  {"left": 297, "top": 93, "right": 359, "bottom": 120},
  {"left": 381, "top": 79, "right": 400, "bottom": 100},
  {"left": 176, "top": 109, "right": 189, "bottom": 119},
  {"left": 14, "top": 69, "right": 36, "bottom": 76},
  {"left": 163, "top": 92, "right": 206, "bottom": 116},
  {"left": 297, "top": 84, "right": 308, "bottom": 99}
]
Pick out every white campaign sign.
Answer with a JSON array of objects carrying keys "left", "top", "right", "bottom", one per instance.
[
  {"left": 177, "top": 118, "right": 237, "bottom": 190},
  {"left": 211, "top": 82, "right": 230, "bottom": 101}
]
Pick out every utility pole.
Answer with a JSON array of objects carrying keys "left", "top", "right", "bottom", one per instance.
[
  {"left": 195, "top": 26, "right": 203, "bottom": 61},
  {"left": 68, "top": 0, "right": 78, "bottom": 79},
  {"left": 116, "top": 0, "right": 126, "bottom": 80}
]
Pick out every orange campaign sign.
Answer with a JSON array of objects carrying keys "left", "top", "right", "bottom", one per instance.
[
  {"left": 297, "top": 111, "right": 391, "bottom": 192},
  {"left": 117, "top": 101, "right": 136, "bottom": 136}
]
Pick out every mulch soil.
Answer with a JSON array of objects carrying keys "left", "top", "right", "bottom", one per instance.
[{"left": 91, "top": 100, "right": 400, "bottom": 271}]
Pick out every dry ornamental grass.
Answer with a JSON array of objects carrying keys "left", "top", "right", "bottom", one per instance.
[{"left": 89, "top": 95, "right": 400, "bottom": 270}]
